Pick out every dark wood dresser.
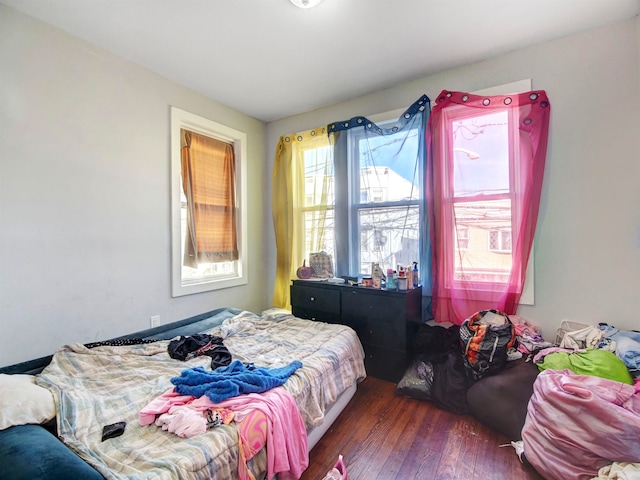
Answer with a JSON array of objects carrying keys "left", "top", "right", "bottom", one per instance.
[{"left": 291, "top": 280, "right": 422, "bottom": 383}]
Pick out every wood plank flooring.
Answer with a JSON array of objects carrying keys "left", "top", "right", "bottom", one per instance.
[{"left": 300, "top": 376, "right": 544, "bottom": 480}]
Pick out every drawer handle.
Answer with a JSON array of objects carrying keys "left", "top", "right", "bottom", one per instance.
[{"left": 310, "top": 297, "right": 315, "bottom": 302}]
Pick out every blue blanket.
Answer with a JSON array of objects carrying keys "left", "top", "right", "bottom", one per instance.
[{"left": 171, "top": 360, "right": 303, "bottom": 403}]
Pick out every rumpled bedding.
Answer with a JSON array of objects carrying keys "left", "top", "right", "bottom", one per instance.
[
  {"left": 35, "top": 310, "right": 366, "bottom": 480},
  {"left": 522, "top": 369, "right": 640, "bottom": 480}
]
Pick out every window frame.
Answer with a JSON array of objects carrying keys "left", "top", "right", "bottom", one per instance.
[
  {"left": 170, "top": 107, "right": 248, "bottom": 297},
  {"left": 343, "top": 114, "right": 425, "bottom": 277},
  {"left": 446, "top": 80, "right": 534, "bottom": 304},
  {"left": 299, "top": 118, "right": 425, "bottom": 279}
]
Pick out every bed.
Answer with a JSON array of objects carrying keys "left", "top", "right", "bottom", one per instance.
[{"left": 0, "top": 307, "right": 366, "bottom": 480}]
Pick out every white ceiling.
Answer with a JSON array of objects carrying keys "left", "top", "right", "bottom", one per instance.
[{"left": 3, "top": 0, "right": 640, "bottom": 122}]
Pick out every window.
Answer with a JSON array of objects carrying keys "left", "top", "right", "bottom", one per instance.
[
  {"left": 489, "top": 229, "right": 512, "bottom": 253},
  {"left": 170, "top": 107, "right": 248, "bottom": 296},
  {"left": 449, "top": 107, "right": 515, "bottom": 286},
  {"left": 455, "top": 226, "right": 469, "bottom": 250},
  {"left": 427, "top": 80, "right": 550, "bottom": 323},
  {"left": 348, "top": 122, "right": 422, "bottom": 275},
  {"left": 442, "top": 79, "right": 535, "bottom": 305},
  {"left": 271, "top": 97, "right": 427, "bottom": 311},
  {"left": 303, "top": 125, "right": 424, "bottom": 277},
  {"left": 301, "top": 144, "right": 335, "bottom": 259},
  {"left": 325, "top": 95, "right": 429, "bottom": 279}
]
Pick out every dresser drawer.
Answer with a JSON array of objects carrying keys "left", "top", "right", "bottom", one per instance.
[
  {"left": 359, "top": 318, "right": 406, "bottom": 351},
  {"left": 291, "top": 306, "right": 342, "bottom": 324},
  {"left": 290, "top": 280, "right": 423, "bottom": 383},
  {"left": 362, "top": 344, "right": 409, "bottom": 383},
  {"left": 341, "top": 288, "right": 405, "bottom": 319},
  {"left": 291, "top": 285, "right": 341, "bottom": 315},
  {"left": 341, "top": 289, "right": 407, "bottom": 350}
]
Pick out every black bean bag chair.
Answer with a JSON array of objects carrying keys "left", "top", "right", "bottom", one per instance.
[{"left": 466, "top": 357, "right": 540, "bottom": 440}]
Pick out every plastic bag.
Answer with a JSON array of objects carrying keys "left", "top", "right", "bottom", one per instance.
[{"left": 395, "top": 354, "right": 434, "bottom": 401}]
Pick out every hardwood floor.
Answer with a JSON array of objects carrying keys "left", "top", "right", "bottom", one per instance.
[{"left": 300, "top": 376, "right": 544, "bottom": 480}]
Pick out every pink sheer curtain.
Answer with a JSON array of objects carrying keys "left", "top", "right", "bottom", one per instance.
[{"left": 426, "top": 90, "right": 550, "bottom": 325}]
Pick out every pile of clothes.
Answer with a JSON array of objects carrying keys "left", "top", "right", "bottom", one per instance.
[
  {"left": 396, "top": 312, "right": 640, "bottom": 480},
  {"left": 520, "top": 322, "right": 640, "bottom": 480}
]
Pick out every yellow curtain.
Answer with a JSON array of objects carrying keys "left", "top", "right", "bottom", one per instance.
[
  {"left": 272, "top": 127, "right": 331, "bottom": 309},
  {"left": 181, "top": 129, "right": 237, "bottom": 268}
]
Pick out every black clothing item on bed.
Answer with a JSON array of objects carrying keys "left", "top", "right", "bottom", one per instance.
[
  {"left": 168, "top": 333, "right": 222, "bottom": 360},
  {"left": 168, "top": 334, "right": 232, "bottom": 369},
  {"left": 207, "top": 345, "right": 233, "bottom": 370}
]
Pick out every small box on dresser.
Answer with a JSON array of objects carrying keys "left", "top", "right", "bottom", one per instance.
[{"left": 291, "top": 280, "right": 421, "bottom": 383}]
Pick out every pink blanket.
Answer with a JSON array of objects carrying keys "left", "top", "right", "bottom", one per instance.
[
  {"left": 140, "top": 387, "right": 308, "bottom": 480},
  {"left": 522, "top": 369, "right": 640, "bottom": 480}
]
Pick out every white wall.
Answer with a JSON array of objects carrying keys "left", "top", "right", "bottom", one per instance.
[
  {"left": 265, "top": 17, "right": 640, "bottom": 342},
  {"left": 0, "top": 4, "right": 269, "bottom": 365}
]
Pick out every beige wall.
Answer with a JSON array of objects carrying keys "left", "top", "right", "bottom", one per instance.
[
  {"left": 266, "top": 17, "right": 640, "bottom": 342},
  {"left": 0, "top": 4, "right": 268, "bottom": 365}
]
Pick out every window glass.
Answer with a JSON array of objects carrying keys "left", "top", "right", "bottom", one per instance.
[
  {"left": 357, "top": 131, "right": 421, "bottom": 202},
  {"left": 351, "top": 120, "right": 422, "bottom": 275},
  {"left": 453, "top": 110, "right": 509, "bottom": 196},
  {"left": 357, "top": 205, "right": 420, "bottom": 274},
  {"left": 302, "top": 145, "right": 335, "bottom": 259},
  {"left": 449, "top": 109, "right": 515, "bottom": 286},
  {"left": 469, "top": 79, "right": 534, "bottom": 304},
  {"left": 180, "top": 129, "right": 237, "bottom": 283}
]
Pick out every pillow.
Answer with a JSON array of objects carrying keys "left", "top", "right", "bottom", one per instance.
[{"left": 0, "top": 374, "right": 56, "bottom": 430}]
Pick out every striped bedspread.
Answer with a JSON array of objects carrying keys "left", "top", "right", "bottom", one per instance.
[{"left": 36, "top": 310, "right": 366, "bottom": 480}]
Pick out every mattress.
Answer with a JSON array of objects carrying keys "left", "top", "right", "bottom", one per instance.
[{"left": 35, "top": 309, "right": 366, "bottom": 480}]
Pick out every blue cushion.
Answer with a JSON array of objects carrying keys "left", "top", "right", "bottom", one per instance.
[{"left": 0, "top": 425, "right": 104, "bottom": 480}]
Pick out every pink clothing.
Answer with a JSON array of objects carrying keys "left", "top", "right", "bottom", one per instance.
[
  {"left": 532, "top": 346, "right": 586, "bottom": 364},
  {"left": 235, "top": 409, "right": 268, "bottom": 480},
  {"left": 139, "top": 389, "right": 195, "bottom": 426},
  {"left": 154, "top": 405, "right": 234, "bottom": 439},
  {"left": 155, "top": 405, "right": 209, "bottom": 438},
  {"left": 140, "top": 387, "right": 308, "bottom": 480},
  {"left": 522, "top": 369, "right": 640, "bottom": 480}
]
